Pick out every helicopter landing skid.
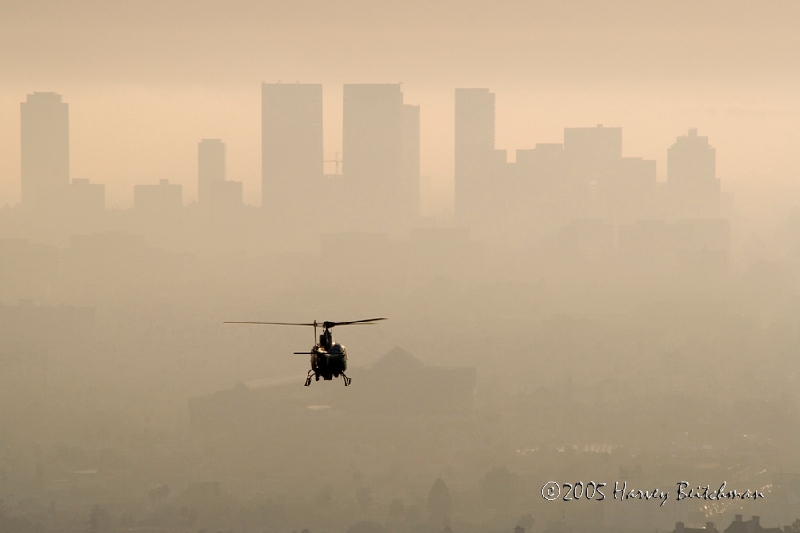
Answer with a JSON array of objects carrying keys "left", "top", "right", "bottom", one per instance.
[{"left": 305, "top": 370, "right": 351, "bottom": 386}]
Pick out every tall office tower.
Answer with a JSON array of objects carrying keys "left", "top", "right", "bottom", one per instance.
[
  {"left": 261, "top": 83, "right": 323, "bottom": 218},
  {"left": 343, "top": 84, "right": 403, "bottom": 179},
  {"left": 342, "top": 84, "right": 419, "bottom": 231},
  {"left": 562, "top": 125, "right": 623, "bottom": 218},
  {"left": 563, "top": 125, "right": 622, "bottom": 165},
  {"left": 563, "top": 124, "right": 623, "bottom": 192},
  {"left": 454, "top": 88, "right": 505, "bottom": 227},
  {"left": 402, "top": 104, "right": 421, "bottom": 222},
  {"left": 605, "top": 156, "right": 657, "bottom": 222},
  {"left": 198, "top": 139, "right": 225, "bottom": 207},
  {"left": 667, "top": 128, "right": 719, "bottom": 218},
  {"left": 20, "top": 92, "right": 69, "bottom": 210}
]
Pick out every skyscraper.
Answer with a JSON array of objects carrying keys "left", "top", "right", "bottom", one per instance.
[
  {"left": 563, "top": 124, "right": 622, "bottom": 164},
  {"left": 455, "top": 89, "right": 495, "bottom": 157},
  {"left": 401, "top": 104, "right": 421, "bottom": 223},
  {"left": 343, "top": 84, "right": 404, "bottom": 181},
  {"left": 261, "top": 83, "right": 323, "bottom": 216},
  {"left": 454, "top": 88, "right": 504, "bottom": 227},
  {"left": 668, "top": 128, "right": 715, "bottom": 185},
  {"left": 20, "top": 92, "right": 69, "bottom": 210},
  {"left": 563, "top": 125, "right": 624, "bottom": 218},
  {"left": 667, "top": 128, "right": 719, "bottom": 218},
  {"left": 198, "top": 139, "right": 225, "bottom": 207},
  {"left": 340, "top": 84, "right": 420, "bottom": 231}
]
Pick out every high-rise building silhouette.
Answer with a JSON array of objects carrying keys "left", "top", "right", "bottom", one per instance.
[
  {"left": 454, "top": 89, "right": 495, "bottom": 163},
  {"left": 402, "top": 104, "right": 421, "bottom": 222},
  {"left": 454, "top": 88, "right": 505, "bottom": 228},
  {"left": 563, "top": 125, "right": 622, "bottom": 165},
  {"left": 668, "top": 128, "right": 719, "bottom": 218},
  {"left": 343, "top": 84, "right": 404, "bottom": 180},
  {"left": 512, "top": 143, "right": 568, "bottom": 231},
  {"left": 66, "top": 179, "right": 105, "bottom": 213},
  {"left": 198, "top": 139, "right": 225, "bottom": 207},
  {"left": 261, "top": 83, "right": 323, "bottom": 216},
  {"left": 20, "top": 92, "right": 69, "bottom": 210},
  {"left": 342, "top": 84, "right": 419, "bottom": 230},
  {"left": 134, "top": 179, "right": 182, "bottom": 214},
  {"left": 605, "top": 156, "right": 657, "bottom": 222},
  {"left": 562, "top": 125, "right": 623, "bottom": 219},
  {"left": 668, "top": 128, "right": 715, "bottom": 185}
]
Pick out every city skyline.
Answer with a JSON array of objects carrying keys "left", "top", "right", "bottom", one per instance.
[
  {"left": 4, "top": 86, "right": 746, "bottom": 219},
  {"left": 2, "top": 3, "right": 800, "bottom": 532},
  {"left": 2, "top": 1, "right": 799, "bottom": 213}
]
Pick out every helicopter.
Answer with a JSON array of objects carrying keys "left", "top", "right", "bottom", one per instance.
[{"left": 223, "top": 318, "right": 387, "bottom": 386}]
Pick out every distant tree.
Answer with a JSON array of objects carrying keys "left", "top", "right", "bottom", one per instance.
[
  {"left": 188, "top": 508, "right": 198, "bottom": 528},
  {"left": 479, "top": 467, "right": 519, "bottom": 510},
  {"left": 518, "top": 513, "right": 534, "bottom": 530},
  {"left": 240, "top": 505, "right": 256, "bottom": 533},
  {"left": 179, "top": 506, "right": 198, "bottom": 529},
  {"left": 34, "top": 464, "right": 44, "bottom": 492},
  {"left": 315, "top": 486, "right": 333, "bottom": 507},
  {"left": 119, "top": 512, "right": 134, "bottom": 528},
  {"left": 427, "top": 478, "right": 452, "bottom": 529},
  {"left": 388, "top": 499, "right": 405, "bottom": 522},
  {"left": 88, "top": 505, "right": 111, "bottom": 533},
  {"left": 147, "top": 484, "right": 170, "bottom": 507},
  {"left": 357, "top": 487, "right": 373, "bottom": 514},
  {"left": 345, "top": 520, "right": 386, "bottom": 533},
  {"left": 0, "top": 500, "right": 45, "bottom": 533}
]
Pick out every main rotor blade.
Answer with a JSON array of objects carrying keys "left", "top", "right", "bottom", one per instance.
[
  {"left": 223, "top": 321, "right": 317, "bottom": 327},
  {"left": 329, "top": 317, "right": 388, "bottom": 327},
  {"left": 224, "top": 318, "right": 386, "bottom": 327}
]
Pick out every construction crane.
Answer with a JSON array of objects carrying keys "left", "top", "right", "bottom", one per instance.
[{"left": 324, "top": 152, "right": 341, "bottom": 175}]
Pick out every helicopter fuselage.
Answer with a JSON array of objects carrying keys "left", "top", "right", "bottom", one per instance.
[{"left": 310, "top": 341, "right": 347, "bottom": 381}]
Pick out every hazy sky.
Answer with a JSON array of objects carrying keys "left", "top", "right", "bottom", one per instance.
[{"left": 1, "top": 0, "right": 798, "bottom": 210}]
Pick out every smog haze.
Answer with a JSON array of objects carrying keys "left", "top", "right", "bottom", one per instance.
[{"left": 1, "top": 2, "right": 800, "bottom": 533}]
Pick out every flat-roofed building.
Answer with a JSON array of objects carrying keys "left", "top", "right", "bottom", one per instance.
[
  {"left": 342, "top": 84, "right": 420, "bottom": 232},
  {"left": 261, "top": 83, "right": 323, "bottom": 218},
  {"left": 198, "top": 139, "right": 225, "bottom": 207},
  {"left": 668, "top": 128, "right": 719, "bottom": 219},
  {"left": 20, "top": 92, "right": 69, "bottom": 211},
  {"left": 134, "top": 179, "right": 182, "bottom": 214},
  {"left": 189, "top": 347, "right": 477, "bottom": 478}
]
